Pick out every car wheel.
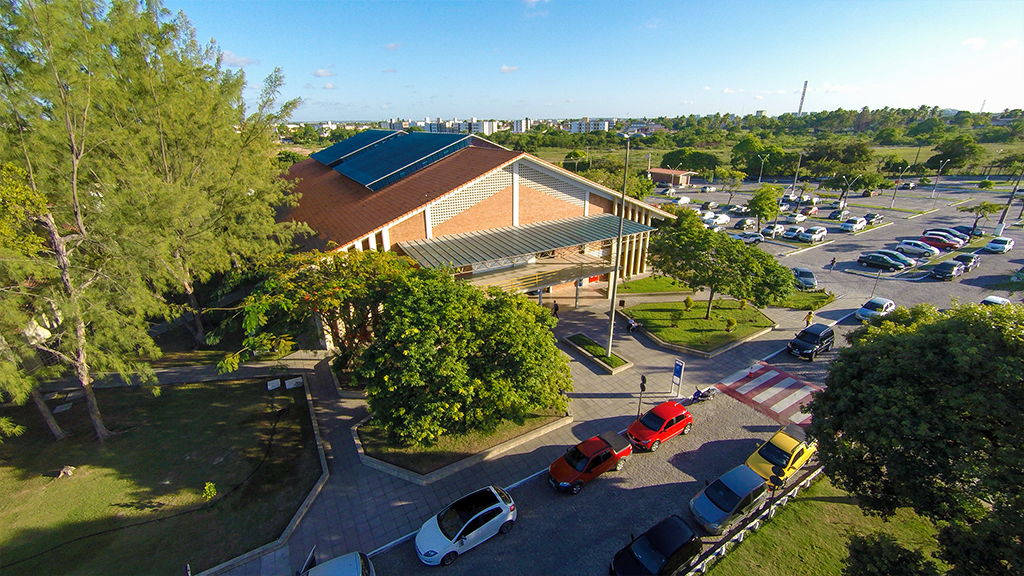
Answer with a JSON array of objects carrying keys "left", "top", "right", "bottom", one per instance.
[
  {"left": 649, "top": 440, "right": 661, "bottom": 452},
  {"left": 809, "top": 351, "right": 816, "bottom": 362},
  {"left": 614, "top": 456, "right": 628, "bottom": 471},
  {"left": 570, "top": 482, "right": 583, "bottom": 495},
  {"left": 860, "top": 262, "right": 867, "bottom": 267},
  {"left": 499, "top": 520, "right": 514, "bottom": 534},
  {"left": 682, "top": 423, "right": 693, "bottom": 435},
  {"left": 441, "top": 552, "right": 458, "bottom": 566}
]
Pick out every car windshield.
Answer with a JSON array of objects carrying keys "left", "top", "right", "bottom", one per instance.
[
  {"left": 993, "top": 239, "right": 1009, "bottom": 245},
  {"left": 639, "top": 411, "right": 666, "bottom": 433},
  {"left": 796, "top": 329, "right": 819, "bottom": 344},
  {"left": 629, "top": 534, "right": 668, "bottom": 574},
  {"left": 864, "top": 300, "right": 885, "bottom": 311},
  {"left": 564, "top": 447, "right": 589, "bottom": 472},
  {"left": 757, "top": 441, "right": 792, "bottom": 468},
  {"left": 438, "top": 490, "right": 498, "bottom": 540},
  {"left": 797, "top": 270, "right": 813, "bottom": 279},
  {"left": 704, "top": 479, "right": 742, "bottom": 513}
]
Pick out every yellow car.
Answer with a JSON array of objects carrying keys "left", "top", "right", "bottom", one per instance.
[{"left": 745, "top": 424, "right": 817, "bottom": 487}]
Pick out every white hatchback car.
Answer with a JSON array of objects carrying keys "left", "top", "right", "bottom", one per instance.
[
  {"left": 855, "top": 297, "right": 896, "bottom": 321},
  {"left": 841, "top": 217, "right": 867, "bottom": 232},
  {"left": 415, "top": 486, "right": 516, "bottom": 566},
  {"left": 985, "top": 237, "right": 1015, "bottom": 253},
  {"left": 704, "top": 213, "right": 731, "bottom": 226},
  {"left": 782, "top": 226, "right": 805, "bottom": 240}
]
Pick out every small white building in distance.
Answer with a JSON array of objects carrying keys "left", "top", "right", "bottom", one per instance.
[{"left": 569, "top": 117, "right": 610, "bottom": 133}]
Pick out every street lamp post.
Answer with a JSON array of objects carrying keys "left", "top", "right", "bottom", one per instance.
[
  {"left": 635, "top": 375, "right": 647, "bottom": 421},
  {"left": 841, "top": 174, "right": 862, "bottom": 204},
  {"left": 890, "top": 165, "right": 912, "bottom": 209},
  {"left": 757, "top": 154, "right": 770, "bottom": 184},
  {"left": 930, "top": 159, "right": 951, "bottom": 199},
  {"left": 606, "top": 133, "right": 633, "bottom": 357}
]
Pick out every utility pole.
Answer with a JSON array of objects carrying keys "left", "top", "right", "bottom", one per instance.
[{"left": 797, "top": 81, "right": 808, "bottom": 117}]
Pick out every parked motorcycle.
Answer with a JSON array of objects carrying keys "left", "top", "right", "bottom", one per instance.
[{"left": 690, "top": 385, "right": 718, "bottom": 404}]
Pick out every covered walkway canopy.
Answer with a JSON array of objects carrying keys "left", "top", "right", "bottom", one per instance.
[{"left": 397, "top": 213, "right": 656, "bottom": 293}]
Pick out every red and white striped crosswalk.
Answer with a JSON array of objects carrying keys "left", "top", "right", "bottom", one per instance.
[{"left": 714, "top": 362, "right": 821, "bottom": 427}]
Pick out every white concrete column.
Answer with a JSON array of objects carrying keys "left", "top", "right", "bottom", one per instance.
[
  {"left": 424, "top": 206, "right": 433, "bottom": 239},
  {"left": 381, "top": 227, "right": 391, "bottom": 251},
  {"left": 512, "top": 163, "right": 520, "bottom": 226}
]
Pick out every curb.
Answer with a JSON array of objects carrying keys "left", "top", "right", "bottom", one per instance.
[
  {"left": 197, "top": 374, "right": 330, "bottom": 576},
  {"left": 351, "top": 413, "right": 574, "bottom": 487},
  {"left": 562, "top": 333, "right": 634, "bottom": 375},
  {"left": 906, "top": 209, "right": 939, "bottom": 219},
  {"left": 782, "top": 239, "right": 835, "bottom": 257},
  {"left": 641, "top": 323, "right": 778, "bottom": 359},
  {"left": 851, "top": 221, "right": 894, "bottom": 235}
]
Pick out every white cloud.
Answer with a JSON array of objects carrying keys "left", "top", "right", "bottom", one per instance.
[
  {"left": 313, "top": 69, "right": 336, "bottom": 77},
  {"left": 681, "top": 100, "right": 693, "bottom": 104},
  {"left": 822, "top": 82, "right": 861, "bottom": 93},
  {"left": 323, "top": 83, "right": 336, "bottom": 90},
  {"left": 524, "top": 0, "right": 549, "bottom": 6},
  {"left": 722, "top": 88, "right": 742, "bottom": 93},
  {"left": 702, "top": 86, "right": 710, "bottom": 91},
  {"left": 962, "top": 37, "right": 986, "bottom": 50},
  {"left": 755, "top": 95, "right": 764, "bottom": 100},
  {"left": 384, "top": 42, "right": 403, "bottom": 51},
  {"left": 645, "top": 19, "right": 662, "bottom": 29},
  {"left": 1000, "top": 38, "right": 1019, "bottom": 50},
  {"left": 303, "top": 83, "right": 315, "bottom": 90},
  {"left": 381, "top": 104, "right": 391, "bottom": 109},
  {"left": 500, "top": 65, "right": 519, "bottom": 73},
  {"left": 222, "top": 51, "right": 258, "bottom": 68},
  {"left": 383, "top": 68, "right": 397, "bottom": 73},
  {"left": 564, "top": 98, "right": 575, "bottom": 103}
]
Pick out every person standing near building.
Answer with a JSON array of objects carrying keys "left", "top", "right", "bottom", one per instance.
[{"left": 553, "top": 301, "right": 559, "bottom": 318}]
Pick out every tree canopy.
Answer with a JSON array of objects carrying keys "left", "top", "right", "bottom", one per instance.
[
  {"left": 356, "top": 269, "right": 572, "bottom": 445},
  {"left": 808, "top": 304, "right": 1024, "bottom": 576},
  {"left": 647, "top": 210, "right": 793, "bottom": 318}
]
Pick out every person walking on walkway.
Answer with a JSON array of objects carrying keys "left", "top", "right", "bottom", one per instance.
[
  {"left": 829, "top": 257, "right": 836, "bottom": 272},
  {"left": 552, "top": 301, "right": 559, "bottom": 318},
  {"left": 804, "top": 310, "right": 814, "bottom": 327}
]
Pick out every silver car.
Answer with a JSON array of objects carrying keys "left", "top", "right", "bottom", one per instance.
[
  {"left": 793, "top": 267, "right": 818, "bottom": 290},
  {"left": 689, "top": 465, "right": 768, "bottom": 535},
  {"left": 895, "top": 240, "right": 940, "bottom": 258}
]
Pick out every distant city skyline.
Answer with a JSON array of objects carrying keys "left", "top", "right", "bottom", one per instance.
[{"left": 165, "top": 0, "right": 1024, "bottom": 122}]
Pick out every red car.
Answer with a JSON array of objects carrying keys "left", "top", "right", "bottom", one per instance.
[
  {"left": 626, "top": 400, "right": 694, "bottom": 452},
  {"left": 919, "top": 235, "right": 959, "bottom": 250},
  {"left": 548, "top": 432, "right": 632, "bottom": 495}
]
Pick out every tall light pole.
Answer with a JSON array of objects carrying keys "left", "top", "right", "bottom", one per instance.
[
  {"left": 757, "top": 154, "right": 770, "bottom": 184},
  {"left": 840, "top": 174, "right": 861, "bottom": 204},
  {"left": 930, "top": 159, "right": 951, "bottom": 199},
  {"left": 890, "top": 165, "right": 912, "bottom": 209},
  {"left": 606, "top": 133, "right": 633, "bottom": 357}
]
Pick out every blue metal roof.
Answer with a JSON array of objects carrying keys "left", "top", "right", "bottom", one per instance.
[
  {"left": 333, "top": 132, "right": 472, "bottom": 191},
  {"left": 309, "top": 130, "right": 401, "bottom": 167}
]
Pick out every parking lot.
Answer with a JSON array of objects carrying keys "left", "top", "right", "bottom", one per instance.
[{"left": 366, "top": 181, "right": 1022, "bottom": 575}]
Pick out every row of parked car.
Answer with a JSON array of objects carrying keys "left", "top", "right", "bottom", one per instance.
[{"left": 856, "top": 226, "right": 1014, "bottom": 273}]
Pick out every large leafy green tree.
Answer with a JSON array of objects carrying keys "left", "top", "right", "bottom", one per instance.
[
  {"left": 648, "top": 210, "right": 792, "bottom": 319},
  {"left": 357, "top": 269, "right": 571, "bottom": 445},
  {"left": 807, "top": 304, "right": 1024, "bottom": 576},
  {"left": 226, "top": 250, "right": 415, "bottom": 372},
  {"left": 747, "top": 184, "right": 782, "bottom": 228},
  {"left": 927, "top": 134, "right": 985, "bottom": 170},
  {"left": 660, "top": 147, "right": 720, "bottom": 172}
]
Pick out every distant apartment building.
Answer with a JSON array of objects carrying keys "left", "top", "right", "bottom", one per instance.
[
  {"left": 569, "top": 117, "right": 610, "bottom": 133},
  {"left": 512, "top": 118, "right": 532, "bottom": 133}
]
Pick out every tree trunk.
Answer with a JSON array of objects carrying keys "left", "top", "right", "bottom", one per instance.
[
  {"left": 183, "top": 279, "right": 205, "bottom": 348},
  {"left": 81, "top": 380, "right": 111, "bottom": 441},
  {"left": 30, "top": 387, "right": 66, "bottom": 441},
  {"left": 705, "top": 288, "right": 716, "bottom": 320}
]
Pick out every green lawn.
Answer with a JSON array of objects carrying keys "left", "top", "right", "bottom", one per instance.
[
  {"left": 780, "top": 290, "right": 836, "bottom": 311},
  {"left": 357, "top": 410, "right": 563, "bottom": 476},
  {"left": 0, "top": 381, "right": 320, "bottom": 575},
  {"left": 709, "top": 477, "right": 948, "bottom": 576},
  {"left": 568, "top": 333, "right": 628, "bottom": 368},
  {"left": 618, "top": 275, "right": 691, "bottom": 294},
  {"left": 624, "top": 299, "right": 774, "bottom": 352}
]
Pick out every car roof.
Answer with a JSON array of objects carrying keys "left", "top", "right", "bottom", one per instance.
[
  {"left": 651, "top": 401, "right": 687, "bottom": 419},
  {"left": 982, "top": 295, "right": 1011, "bottom": 305},
  {"left": 953, "top": 253, "right": 977, "bottom": 261},
  {"left": 935, "top": 261, "right": 960, "bottom": 269},
  {"left": 865, "top": 297, "right": 893, "bottom": 307},
  {"left": 578, "top": 435, "right": 610, "bottom": 457},
  {"left": 719, "top": 465, "right": 767, "bottom": 495},
  {"left": 802, "top": 322, "right": 832, "bottom": 335},
  {"left": 991, "top": 237, "right": 1012, "bottom": 242},
  {"left": 645, "top": 515, "right": 697, "bottom": 555}
]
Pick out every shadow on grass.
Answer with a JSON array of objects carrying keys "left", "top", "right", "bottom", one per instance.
[
  {"left": 796, "top": 494, "right": 861, "bottom": 506},
  {"left": 0, "top": 380, "right": 320, "bottom": 575}
]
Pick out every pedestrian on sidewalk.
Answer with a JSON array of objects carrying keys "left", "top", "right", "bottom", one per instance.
[
  {"left": 804, "top": 310, "right": 814, "bottom": 327},
  {"left": 829, "top": 257, "right": 836, "bottom": 272},
  {"left": 552, "top": 301, "right": 559, "bottom": 318}
]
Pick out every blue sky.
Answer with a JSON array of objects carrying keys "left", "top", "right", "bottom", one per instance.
[{"left": 164, "top": 0, "right": 1024, "bottom": 122}]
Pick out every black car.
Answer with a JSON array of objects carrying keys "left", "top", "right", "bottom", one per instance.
[
  {"left": 864, "top": 213, "right": 885, "bottom": 225},
  {"left": 733, "top": 218, "right": 757, "bottom": 230},
  {"left": 788, "top": 323, "right": 835, "bottom": 361},
  {"left": 899, "top": 182, "right": 917, "bottom": 189},
  {"left": 610, "top": 515, "right": 703, "bottom": 576},
  {"left": 857, "top": 253, "right": 905, "bottom": 272},
  {"left": 952, "top": 253, "right": 980, "bottom": 272},
  {"left": 952, "top": 225, "right": 985, "bottom": 237},
  {"left": 931, "top": 260, "right": 965, "bottom": 280},
  {"left": 829, "top": 209, "right": 850, "bottom": 220}
]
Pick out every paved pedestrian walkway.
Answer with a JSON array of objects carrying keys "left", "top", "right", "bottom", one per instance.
[{"left": 179, "top": 282, "right": 857, "bottom": 575}]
